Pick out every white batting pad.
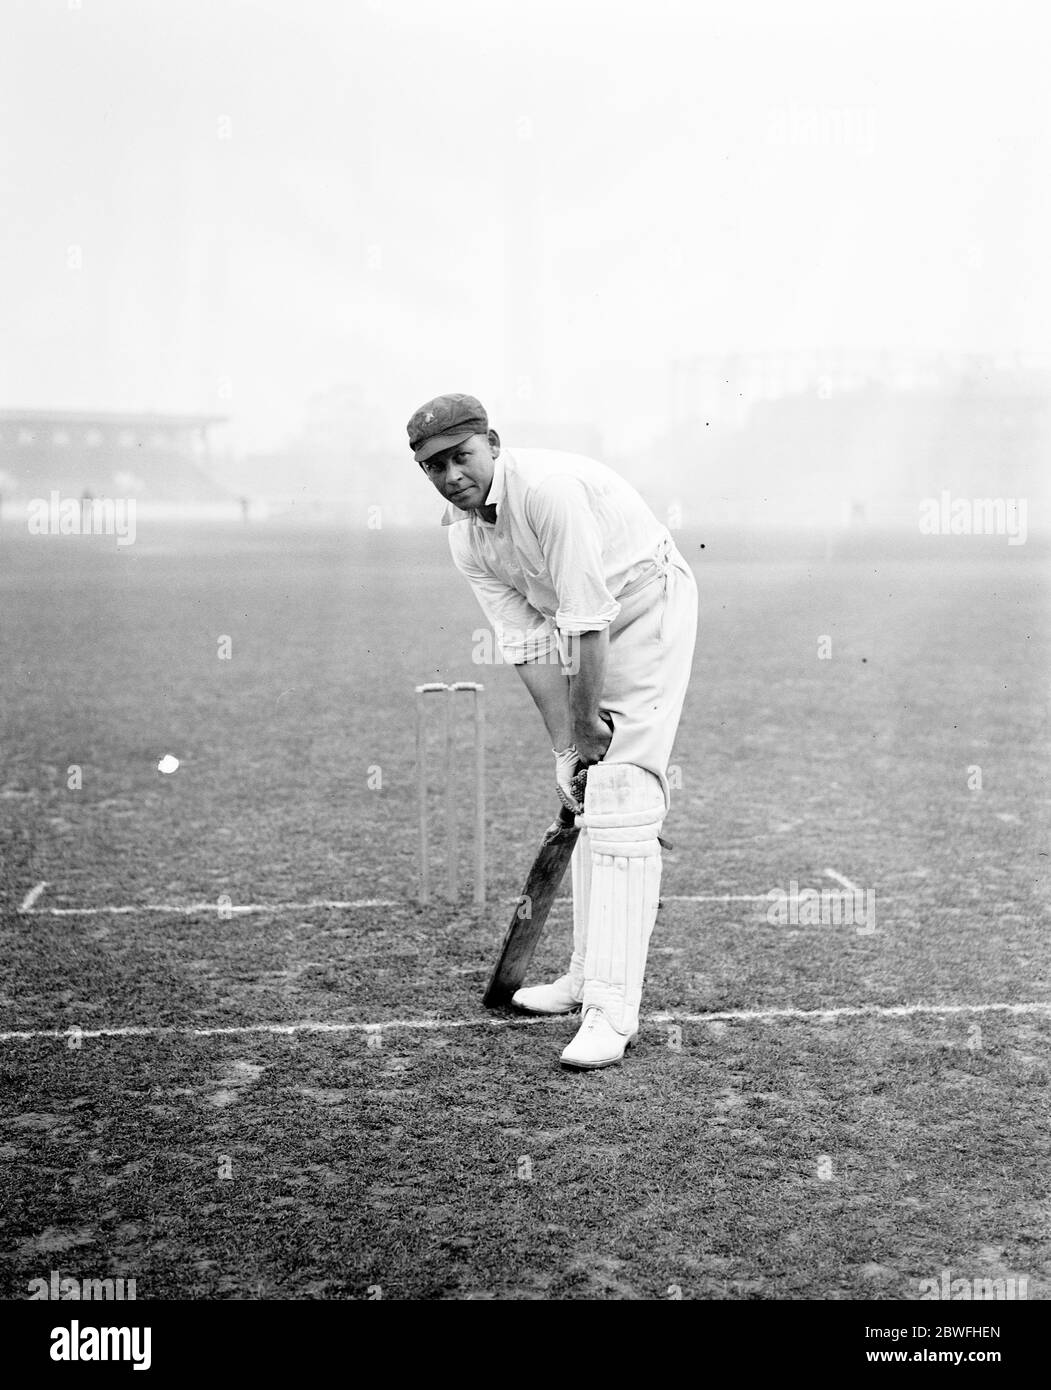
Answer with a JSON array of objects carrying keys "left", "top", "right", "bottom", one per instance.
[
  {"left": 581, "top": 764, "right": 665, "bottom": 1033},
  {"left": 569, "top": 826, "right": 592, "bottom": 992}
]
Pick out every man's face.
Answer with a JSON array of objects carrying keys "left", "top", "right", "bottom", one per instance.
[{"left": 418, "top": 431, "right": 498, "bottom": 509}]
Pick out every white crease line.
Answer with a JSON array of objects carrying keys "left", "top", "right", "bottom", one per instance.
[
  {"left": 824, "top": 868, "right": 863, "bottom": 894},
  {"left": 18, "top": 900, "right": 401, "bottom": 917},
  {"left": 18, "top": 882, "right": 47, "bottom": 912},
  {"left": 15, "top": 893, "right": 852, "bottom": 917},
  {"left": 662, "top": 894, "right": 775, "bottom": 902},
  {"left": 649, "top": 1002, "right": 1051, "bottom": 1023},
  {"left": 2, "top": 1001, "right": 1048, "bottom": 1044}
]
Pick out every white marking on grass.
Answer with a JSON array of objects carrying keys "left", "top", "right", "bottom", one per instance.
[
  {"left": 823, "top": 868, "right": 863, "bottom": 893},
  {"left": 20, "top": 899, "right": 400, "bottom": 916},
  {"left": 16, "top": 892, "right": 808, "bottom": 917},
  {"left": 2, "top": 1000, "right": 1048, "bottom": 1045},
  {"left": 18, "top": 882, "right": 48, "bottom": 913},
  {"left": 661, "top": 894, "right": 777, "bottom": 903},
  {"left": 647, "top": 1002, "right": 1051, "bottom": 1024}
]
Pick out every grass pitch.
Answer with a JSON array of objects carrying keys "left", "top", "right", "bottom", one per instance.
[{"left": 1, "top": 522, "right": 1048, "bottom": 1300}]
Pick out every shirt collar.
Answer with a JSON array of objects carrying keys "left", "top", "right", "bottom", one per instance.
[
  {"left": 440, "top": 448, "right": 507, "bottom": 527},
  {"left": 483, "top": 449, "right": 506, "bottom": 511}
]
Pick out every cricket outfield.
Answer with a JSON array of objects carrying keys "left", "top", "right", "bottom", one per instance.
[{"left": 1, "top": 520, "right": 1047, "bottom": 1300}]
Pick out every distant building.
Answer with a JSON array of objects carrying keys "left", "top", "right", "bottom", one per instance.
[
  {"left": 670, "top": 349, "right": 1051, "bottom": 429},
  {"left": 0, "top": 409, "right": 230, "bottom": 505},
  {"left": 638, "top": 369, "right": 1051, "bottom": 527}
]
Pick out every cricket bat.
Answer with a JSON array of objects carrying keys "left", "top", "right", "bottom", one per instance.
[{"left": 482, "top": 800, "right": 581, "bottom": 1009}]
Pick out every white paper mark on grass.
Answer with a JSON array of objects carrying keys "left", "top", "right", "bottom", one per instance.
[
  {"left": 824, "top": 867, "right": 863, "bottom": 893},
  {"left": 18, "top": 882, "right": 48, "bottom": 912}
]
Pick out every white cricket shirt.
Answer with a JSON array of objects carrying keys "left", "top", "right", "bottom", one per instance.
[{"left": 443, "top": 447, "right": 669, "bottom": 664}]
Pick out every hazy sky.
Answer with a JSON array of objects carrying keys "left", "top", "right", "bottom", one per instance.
[{"left": 2, "top": 0, "right": 1048, "bottom": 452}]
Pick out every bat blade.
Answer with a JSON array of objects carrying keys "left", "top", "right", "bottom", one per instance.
[{"left": 482, "top": 804, "right": 579, "bottom": 1009}]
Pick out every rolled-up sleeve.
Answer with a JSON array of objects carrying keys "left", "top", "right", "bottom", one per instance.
[
  {"left": 527, "top": 476, "right": 620, "bottom": 634},
  {"left": 448, "top": 525, "right": 559, "bottom": 664}
]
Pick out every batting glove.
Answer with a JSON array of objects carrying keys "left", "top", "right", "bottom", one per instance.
[{"left": 553, "top": 745, "right": 584, "bottom": 814}]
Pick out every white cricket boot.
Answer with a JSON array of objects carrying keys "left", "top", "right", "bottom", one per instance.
[
  {"left": 512, "top": 827, "right": 591, "bottom": 1015},
  {"left": 559, "top": 1007, "right": 637, "bottom": 1068},
  {"left": 560, "top": 765, "right": 664, "bottom": 1070},
  {"left": 511, "top": 974, "right": 580, "bottom": 1015}
]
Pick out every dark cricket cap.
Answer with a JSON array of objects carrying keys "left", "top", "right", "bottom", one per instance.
[{"left": 407, "top": 393, "right": 488, "bottom": 463}]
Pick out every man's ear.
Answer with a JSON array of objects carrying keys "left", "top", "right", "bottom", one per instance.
[{"left": 488, "top": 428, "right": 500, "bottom": 456}]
